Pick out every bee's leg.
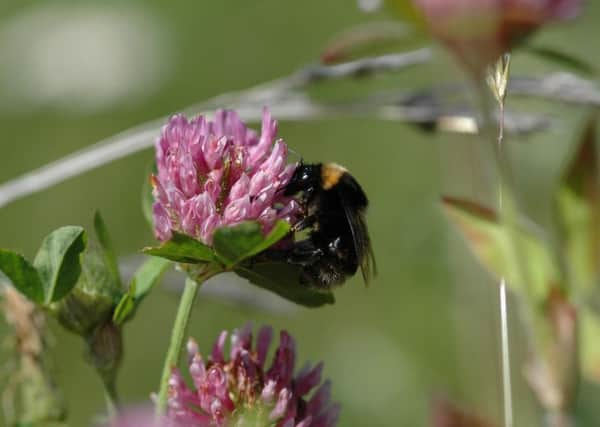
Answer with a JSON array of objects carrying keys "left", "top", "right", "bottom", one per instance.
[
  {"left": 257, "top": 239, "right": 321, "bottom": 265},
  {"left": 291, "top": 215, "right": 317, "bottom": 232},
  {"left": 285, "top": 239, "right": 324, "bottom": 265}
]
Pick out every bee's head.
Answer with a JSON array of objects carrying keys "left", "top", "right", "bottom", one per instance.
[{"left": 283, "top": 162, "right": 322, "bottom": 196}]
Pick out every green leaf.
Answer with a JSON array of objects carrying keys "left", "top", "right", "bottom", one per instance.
[
  {"left": 245, "top": 221, "right": 291, "bottom": 259},
  {"left": 143, "top": 232, "right": 215, "bottom": 264},
  {"left": 131, "top": 256, "right": 171, "bottom": 299},
  {"left": 556, "top": 116, "right": 600, "bottom": 292},
  {"left": 113, "top": 281, "right": 136, "bottom": 325},
  {"left": 565, "top": 116, "right": 600, "bottom": 197},
  {"left": 213, "top": 221, "right": 290, "bottom": 268},
  {"left": 0, "top": 250, "right": 44, "bottom": 303},
  {"left": 213, "top": 222, "right": 263, "bottom": 267},
  {"left": 235, "top": 262, "right": 334, "bottom": 308},
  {"left": 525, "top": 45, "right": 596, "bottom": 76},
  {"left": 581, "top": 308, "right": 600, "bottom": 383},
  {"left": 33, "top": 226, "right": 87, "bottom": 304},
  {"left": 113, "top": 257, "right": 171, "bottom": 325},
  {"left": 557, "top": 188, "right": 598, "bottom": 292},
  {"left": 442, "top": 197, "right": 558, "bottom": 302},
  {"left": 93, "top": 211, "right": 122, "bottom": 288}
]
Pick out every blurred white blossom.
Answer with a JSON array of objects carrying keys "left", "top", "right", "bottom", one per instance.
[{"left": 0, "top": 4, "right": 171, "bottom": 114}]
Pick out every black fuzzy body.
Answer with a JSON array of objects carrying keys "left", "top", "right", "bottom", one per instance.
[{"left": 283, "top": 163, "right": 374, "bottom": 288}]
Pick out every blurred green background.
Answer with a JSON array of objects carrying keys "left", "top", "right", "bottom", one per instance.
[{"left": 0, "top": 1, "right": 599, "bottom": 426}]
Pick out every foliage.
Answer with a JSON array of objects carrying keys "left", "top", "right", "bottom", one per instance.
[{"left": 144, "top": 220, "right": 335, "bottom": 307}]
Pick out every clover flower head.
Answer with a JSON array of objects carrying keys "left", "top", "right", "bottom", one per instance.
[
  {"left": 167, "top": 324, "right": 340, "bottom": 427},
  {"left": 152, "top": 108, "right": 300, "bottom": 244}
]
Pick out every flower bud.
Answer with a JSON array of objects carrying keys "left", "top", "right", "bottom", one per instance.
[
  {"left": 51, "top": 243, "right": 122, "bottom": 336},
  {"left": 408, "top": 0, "right": 582, "bottom": 75}
]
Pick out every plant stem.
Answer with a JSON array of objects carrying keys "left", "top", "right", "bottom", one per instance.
[
  {"left": 479, "top": 56, "right": 578, "bottom": 427},
  {"left": 493, "top": 58, "right": 514, "bottom": 427},
  {"left": 477, "top": 55, "right": 517, "bottom": 427},
  {"left": 496, "top": 84, "right": 513, "bottom": 427},
  {"left": 498, "top": 278, "right": 514, "bottom": 427},
  {"left": 155, "top": 266, "right": 219, "bottom": 415},
  {"left": 103, "top": 379, "right": 119, "bottom": 420}
]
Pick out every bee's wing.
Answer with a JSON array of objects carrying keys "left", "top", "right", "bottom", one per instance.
[
  {"left": 347, "top": 207, "right": 377, "bottom": 285},
  {"left": 337, "top": 177, "right": 376, "bottom": 285}
]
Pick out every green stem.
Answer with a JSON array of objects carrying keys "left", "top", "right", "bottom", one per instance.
[
  {"left": 155, "top": 266, "right": 219, "bottom": 415},
  {"left": 478, "top": 57, "right": 578, "bottom": 427},
  {"left": 103, "top": 379, "right": 119, "bottom": 420},
  {"left": 475, "top": 74, "right": 531, "bottom": 298},
  {"left": 477, "top": 57, "right": 517, "bottom": 427}
]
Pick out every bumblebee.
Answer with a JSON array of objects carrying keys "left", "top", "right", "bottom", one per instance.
[{"left": 282, "top": 162, "right": 376, "bottom": 288}]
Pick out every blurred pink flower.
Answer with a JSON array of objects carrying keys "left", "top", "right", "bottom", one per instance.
[
  {"left": 106, "top": 406, "right": 163, "bottom": 427},
  {"left": 411, "top": 0, "right": 582, "bottom": 74},
  {"left": 167, "top": 324, "right": 340, "bottom": 427},
  {"left": 152, "top": 109, "right": 300, "bottom": 244}
]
